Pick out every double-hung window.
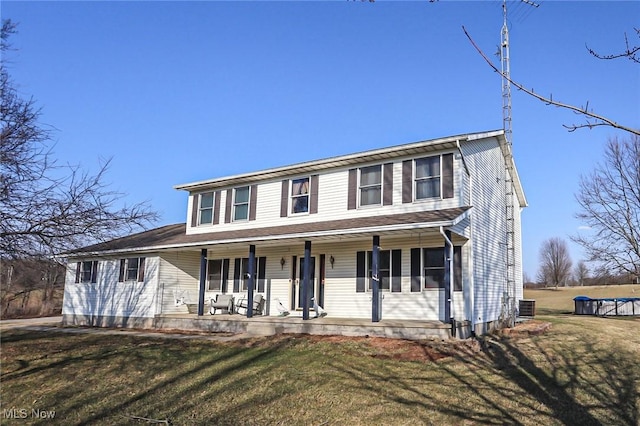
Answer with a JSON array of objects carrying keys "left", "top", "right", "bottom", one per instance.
[
  {"left": 207, "top": 259, "right": 223, "bottom": 291},
  {"left": 360, "top": 165, "right": 382, "bottom": 206},
  {"left": 233, "top": 186, "right": 250, "bottom": 221},
  {"left": 75, "top": 261, "right": 98, "bottom": 283},
  {"left": 423, "top": 248, "right": 444, "bottom": 289},
  {"left": 410, "top": 247, "right": 462, "bottom": 291},
  {"left": 233, "top": 257, "right": 266, "bottom": 292},
  {"left": 415, "top": 156, "right": 441, "bottom": 200},
  {"left": 118, "top": 257, "right": 146, "bottom": 282},
  {"left": 367, "top": 250, "right": 391, "bottom": 291},
  {"left": 199, "top": 192, "right": 214, "bottom": 225},
  {"left": 291, "top": 177, "right": 309, "bottom": 214}
]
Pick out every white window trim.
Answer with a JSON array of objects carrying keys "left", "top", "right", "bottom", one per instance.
[
  {"left": 365, "top": 250, "right": 392, "bottom": 292},
  {"left": 358, "top": 164, "right": 383, "bottom": 208},
  {"left": 414, "top": 154, "right": 443, "bottom": 202},
  {"left": 232, "top": 186, "right": 250, "bottom": 222},
  {"left": 198, "top": 192, "right": 214, "bottom": 226},
  {"left": 289, "top": 176, "right": 310, "bottom": 216}
]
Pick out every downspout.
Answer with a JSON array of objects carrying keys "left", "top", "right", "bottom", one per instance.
[
  {"left": 457, "top": 140, "right": 475, "bottom": 336},
  {"left": 439, "top": 226, "right": 455, "bottom": 336}
]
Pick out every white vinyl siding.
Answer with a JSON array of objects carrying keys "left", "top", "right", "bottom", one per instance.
[
  {"left": 460, "top": 137, "right": 509, "bottom": 326},
  {"left": 63, "top": 256, "right": 159, "bottom": 319}
]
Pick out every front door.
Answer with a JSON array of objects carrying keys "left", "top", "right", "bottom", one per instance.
[{"left": 297, "top": 256, "right": 315, "bottom": 310}]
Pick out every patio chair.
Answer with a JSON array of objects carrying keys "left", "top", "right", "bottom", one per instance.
[
  {"left": 209, "top": 294, "right": 234, "bottom": 315},
  {"left": 235, "top": 293, "right": 265, "bottom": 316}
]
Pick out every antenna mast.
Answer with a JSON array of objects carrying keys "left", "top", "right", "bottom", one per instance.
[
  {"left": 501, "top": 0, "right": 512, "bottom": 146},
  {"left": 500, "top": 0, "right": 537, "bottom": 328}
]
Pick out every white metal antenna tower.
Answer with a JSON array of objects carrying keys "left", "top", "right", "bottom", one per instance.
[{"left": 500, "top": 0, "right": 537, "bottom": 327}]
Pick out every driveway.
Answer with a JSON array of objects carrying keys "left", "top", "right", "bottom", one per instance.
[{"left": 0, "top": 316, "right": 62, "bottom": 331}]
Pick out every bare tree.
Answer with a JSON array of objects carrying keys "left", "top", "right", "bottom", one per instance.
[
  {"left": 538, "top": 237, "right": 573, "bottom": 289},
  {"left": 462, "top": 26, "right": 640, "bottom": 136},
  {"left": 574, "top": 260, "right": 589, "bottom": 287},
  {"left": 0, "top": 20, "right": 158, "bottom": 260},
  {"left": 573, "top": 136, "right": 640, "bottom": 280}
]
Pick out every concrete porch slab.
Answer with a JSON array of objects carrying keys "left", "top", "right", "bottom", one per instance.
[{"left": 153, "top": 314, "right": 472, "bottom": 340}]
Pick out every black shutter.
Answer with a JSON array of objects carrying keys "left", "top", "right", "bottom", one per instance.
[
  {"left": 280, "top": 180, "right": 289, "bottom": 217},
  {"left": 213, "top": 191, "right": 221, "bottom": 225},
  {"left": 402, "top": 160, "right": 412, "bottom": 204},
  {"left": 383, "top": 163, "right": 393, "bottom": 206},
  {"left": 190, "top": 194, "right": 199, "bottom": 227},
  {"left": 347, "top": 169, "right": 357, "bottom": 210},
  {"left": 443, "top": 153, "right": 454, "bottom": 199},
  {"left": 233, "top": 258, "right": 241, "bottom": 292},
  {"left": 257, "top": 256, "right": 266, "bottom": 292},
  {"left": 391, "top": 249, "right": 401, "bottom": 292},
  {"left": 91, "top": 261, "right": 98, "bottom": 283},
  {"left": 454, "top": 246, "right": 462, "bottom": 291},
  {"left": 118, "top": 259, "right": 126, "bottom": 282},
  {"left": 75, "top": 262, "right": 81, "bottom": 283},
  {"left": 222, "top": 258, "right": 230, "bottom": 293},
  {"left": 310, "top": 175, "right": 319, "bottom": 214},
  {"left": 410, "top": 248, "right": 421, "bottom": 292},
  {"left": 225, "top": 189, "right": 232, "bottom": 223},
  {"left": 249, "top": 185, "right": 258, "bottom": 221},
  {"left": 138, "top": 257, "right": 146, "bottom": 282},
  {"left": 356, "top": 251, "right": 366, "bottom": 292}
]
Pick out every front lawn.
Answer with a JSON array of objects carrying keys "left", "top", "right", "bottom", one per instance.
[{"left": 2, "top": 314, "right": 639, "bottom": 425}]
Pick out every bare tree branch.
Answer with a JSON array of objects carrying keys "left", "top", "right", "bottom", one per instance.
[
  {"left": 587, "top": 28, "right": 640, "bottom": 64},
  {"left": 1, "top": 19, "right": 159, "bottom": 259},
  {"left": 572, "top": 135, "right": 640, "bottom": 278},
  {"left": 462, "top": 25, "right": 640, "bottom": 136}
]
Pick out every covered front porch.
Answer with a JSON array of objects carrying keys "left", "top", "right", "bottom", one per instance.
[{"left": 154, "top": 312, "right": 472, "bottom": 340}]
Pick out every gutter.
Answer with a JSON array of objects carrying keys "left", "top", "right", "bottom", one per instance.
[{"left": 439, "top": 226, "right": 455, "bottom": 337}]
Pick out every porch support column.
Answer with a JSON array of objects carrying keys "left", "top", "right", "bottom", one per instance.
[
  {"left": 302, "top": 241, "right": 311, "bottom": 320},
  {"left": 198, "top": 249, "right": 207, "bottom": 316},
  {"left": 372, "top": 235, "right": 381, "bottom": 322},
  {"left": 443, "top": 230, "right": 453, "bottom": 324},
  {"left": 247, "top": 245, "right": 256, "bottom": 318}
]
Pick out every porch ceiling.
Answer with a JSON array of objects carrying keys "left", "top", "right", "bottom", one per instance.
[{"left": 67, "top": 207, "right": 470, "bottom": 257}]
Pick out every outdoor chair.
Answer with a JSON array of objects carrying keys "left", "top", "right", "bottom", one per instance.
[
  {"left": 209, "top": 294, "right": 234, "bottom": 315},
  {"left": 235, "top": 293, "right": 265, "bottom": 316}
]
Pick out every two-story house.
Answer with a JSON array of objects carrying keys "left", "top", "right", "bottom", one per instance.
[{"left": 62, "top": 130, "right": 527, "bottom": 336}]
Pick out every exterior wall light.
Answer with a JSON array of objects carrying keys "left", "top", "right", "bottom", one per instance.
[
  {"left": 280, "top": 257, "right": 286, "bottom": 270},
  {"left": 329, "top": 255, "right": 335, "bottom": 269}
]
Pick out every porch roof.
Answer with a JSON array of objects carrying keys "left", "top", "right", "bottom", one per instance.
[{"left": 67, "top": 206, "right": 470, "bottom": 257}]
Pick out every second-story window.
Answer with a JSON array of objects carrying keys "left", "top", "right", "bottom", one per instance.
[
  {"left": 291, "top": 177, "right": 309, "bottom": 214},
  {"left": 199, "top": 192, "right": 214, "bottom": 225},
  {"left": 415, "top": 156, "right": 441, "bottom": 200},
  {"left": 360, "top": 165, "right": 382, "bottom": 206},
  {"left": 233, "top": 186, "right": 250, "bottom": 221}
]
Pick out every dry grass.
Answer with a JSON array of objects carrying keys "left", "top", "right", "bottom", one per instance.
[
  {"left": 2, "top": 312, "right": 640, "bottom": 425},
  {"left": 525, "top": 284, "right": 640, "bottom": 314}
]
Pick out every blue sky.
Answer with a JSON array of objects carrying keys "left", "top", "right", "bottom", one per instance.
[{"left": 3, "top": 1, "right": 639, "bottom": 278}]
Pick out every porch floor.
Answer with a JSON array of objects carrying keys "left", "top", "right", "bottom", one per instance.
[{"left": 154, "top": 313, "right": 471, "bottom": 340}]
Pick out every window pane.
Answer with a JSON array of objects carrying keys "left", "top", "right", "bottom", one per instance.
[
  {"left": 424, "top": 269, "right": 444, "bottom": 288},
  {"left": 415, "top": 157, "right": 440, "bottom": 178},
  {"left": 360, "top": 165, "right": 381, "bottom": 186},
  {"left": 235, "top": 187, "right": 249, "bottom": 203},
  {"left": 199, "top": 208, "right": 213, "bottom": 224},
  {"left": 380, "top": 271, "right": 390, "bottom": 290},
  {"left": 200, "top": 192, "right": 214, "bottom": 208},
  {"left": 360, "top": 187, "right": 381, "bottom": 205},
  {"left": 234, "top": 204, "right": 248, "bottom": 220},
  {"left": 126, "top": 258, "right": 139, "bottom": 281},
  {"left": 424, "top": 249, "right": 443, "bottom": 267},
  {"left": 208, "top": 259, "right": 222, "bottom": 291},
  {"left": 416, "top": 178, "right": 441, "bottom": 199},
  {"left": 291, "top": 196, "right": 308, "bottom": 214},
  {"left": 81, "top": 261, "right": 93, "bottom": 283},
  {"left": 291, "top": 178, "right": 309, "bottom": 195}
]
